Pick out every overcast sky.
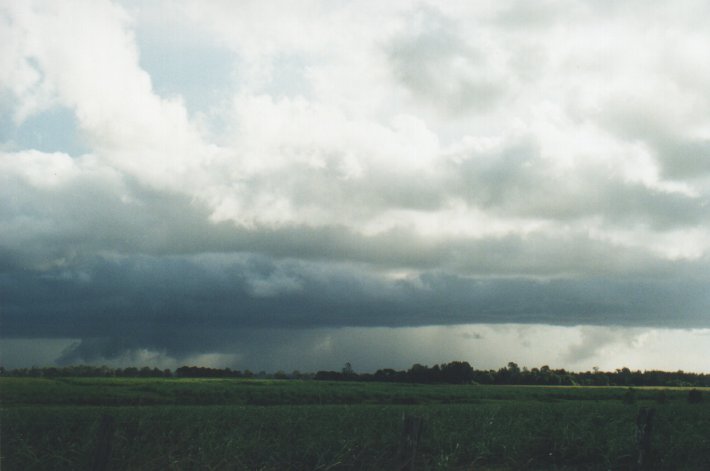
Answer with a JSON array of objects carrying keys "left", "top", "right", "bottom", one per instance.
[{"left": 1, "top": 0, "right": 709, "bottom": 373}]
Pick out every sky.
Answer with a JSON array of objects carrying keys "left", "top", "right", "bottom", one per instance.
[{"left": 1, "top": 0, "right": 709, "bottom": 373}]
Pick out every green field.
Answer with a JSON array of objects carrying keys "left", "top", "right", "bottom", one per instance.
[{"left": 1, "top": 378, "right": 709, "bottom": 470}]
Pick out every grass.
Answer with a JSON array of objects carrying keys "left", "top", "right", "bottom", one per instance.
[
  {"left": 1, "top": 378, "right": 709, "bottom": 470},
  {"left": 1, "top": 377, "right": 703, "bottom": 406}
]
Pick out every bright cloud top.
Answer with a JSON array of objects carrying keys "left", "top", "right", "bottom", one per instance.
[{"left": 1, "top": 1, "right": 709, "bottom": 365}]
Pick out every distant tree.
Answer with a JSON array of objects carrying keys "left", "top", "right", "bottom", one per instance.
[
  {"left": 616, "top": 367, "right": 632, "bottom": 386},
  {"left": 592, "top": 373, "right": 610, "bottom": 386},
  {"left": 440, "top": 361, "right": 474, "bottom": 384},
  {"left": 314, "top": 370, "right": 343, "bottom": 381},
  {"left": 44, "top": 367, "right": 60, "bottom": 377},
  {"left": 495, "top": 362, "right": 520, "bottom": 384},
  {"left": 473, "top": 370, "right": 495, "bottom": 384},
  {"left": 408, "top": 363, "right": 432, "bottom": 383},
  {"left": 123, "top": 367, "right": 139, "bottom": 377},
  {"left": 374, "top": 368, "right": 402, "bottom": 382},
  {"left": 273, "top": 370, "right": 288, "bottom": 380},
  {"left": 139, "top": 367, "right": 153, "bottom": 377}
]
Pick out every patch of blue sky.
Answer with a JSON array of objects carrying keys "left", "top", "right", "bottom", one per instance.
[
  {"left": 136, "top": 31, "right": 314, "bottom": 139},
  {"left": 0, "top": 101, "right": 89, "bottom": 156},
  {"left": 136, "top": 26, "right": 237, "bottom": 116}
]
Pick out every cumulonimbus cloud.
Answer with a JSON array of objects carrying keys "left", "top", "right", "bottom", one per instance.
[{"left": 1, "top": 0, "right": 709, "bottom": 365}]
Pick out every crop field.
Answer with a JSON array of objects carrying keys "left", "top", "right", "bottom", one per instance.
[{"left": 1, "top": 378, "right": 709, "bottom": 470}]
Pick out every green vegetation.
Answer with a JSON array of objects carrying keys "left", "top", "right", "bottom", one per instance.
[
  {"left": 4, "top": 362, "right": 709, "bottom": 388},
  {"left": 2, "top": 378, "right": 709, "bottom": 470}
]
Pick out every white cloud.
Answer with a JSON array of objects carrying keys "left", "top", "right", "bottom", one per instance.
[
  {"left": 4, "top": 0, "right": 709, "bottom": 256},
  {"left": 1, "top": 0, "right": 211, "bottom": 192}
]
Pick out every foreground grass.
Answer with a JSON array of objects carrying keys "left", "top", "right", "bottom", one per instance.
[
  {"left": 1, "top": 378, "right": 709, "bottom": 470},
  {"left": 1, "top": 376, "right": 704, "bottom": 406}
]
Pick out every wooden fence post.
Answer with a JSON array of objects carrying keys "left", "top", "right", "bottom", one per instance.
[
  {"left": 399, "top": 414, "right": 424, "bottom": 471},
  {"left": 635, "top": 407, "right": 654, "bottom": 470},
  {"left": 91, "top": 414, "right": 115, "bottom": 471}
]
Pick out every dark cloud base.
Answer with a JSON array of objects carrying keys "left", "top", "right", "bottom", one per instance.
[{"left": 3, "top": 253, "right": 708, "bottom": 362}]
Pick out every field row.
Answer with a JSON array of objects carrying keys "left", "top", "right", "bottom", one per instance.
[
  {"left": 2, "top": 378, "right": 708, "bottom": 469},
  {"left": 3, "top": 402, "right": 710, "bottom": 470},
  {"left": 1, "top": 377, "right": 706, "bottom": 406}
]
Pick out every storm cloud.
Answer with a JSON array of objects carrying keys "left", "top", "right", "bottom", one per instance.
[{"left": 1, "top": 0, "right": 709, "bottom": 370}]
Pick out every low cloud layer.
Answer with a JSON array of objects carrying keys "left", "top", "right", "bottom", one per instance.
[
  {"left": 3, "top": 252, "right": 708, "bottom": 362},
  {"left": 1, "top": 1, "right": 709, "bottom": 368}
]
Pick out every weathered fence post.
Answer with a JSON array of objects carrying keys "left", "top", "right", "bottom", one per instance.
[
  {"left": 399, "top": 414, "right": 424, "bottom": 471},
  {"left": 91, "top": 414, "right": 115, "bottom": 471},
  {"left": 636, "top": 407, "right": 654, "bottom": 470}
]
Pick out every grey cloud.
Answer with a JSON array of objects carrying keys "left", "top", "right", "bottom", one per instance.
[
  {"left": 50, "top": 326, "right": 463, "bottom": 373},
  {"left": 655, "top": 139, "right": 710, "bottom": 180},
  {"left": 2, "top": 252, "right": 709, "bottom": 364},
  {"left": 232, "top": 134, "right": 707, "bottom": 245},
  {"left": 461, "top": 331, "right": 484, "bottom": 340},
  {"left": 237, "top": 162, "right": 447, "bottom": 218},
  {"left": 386, "top": 7, "right": 507, "bottom": 114},
  {"left": 495, "top": 1, "right": 577, "bottom": 29},
  {"left": 562, "top": 326, "right": 639, "bottom": 364},
  {"left": 599, "top": 101, "right": 710, "bottom": 181},
  {"left": 2, "top": 162, "right": 705, "bottom": 284},
  {"left": 0, "top": 168, "right": 237, "bottom": 271},
  {"left": 0, "top": 154, "right": 659, "bottom": 279},
  {"left": 446, "top": 138, "right": 709, "bottom": 229},
  {"left": 224, "top": 225, "right": 684, "bottom": 278},
  {"left": 0, "top": 338, "right": 77, "bottom": 368}
]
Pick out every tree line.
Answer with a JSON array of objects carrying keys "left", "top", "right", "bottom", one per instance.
[
  {"left": 316, "top": 362, "right": 710, "bottom": 387},
  {"left": 1, "top": 362, "right": 708, "bottom": 387}
]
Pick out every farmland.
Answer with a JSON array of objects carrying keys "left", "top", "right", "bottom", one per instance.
[{"left": 1, "top": 377, "right": 709, "bottom": 470}]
